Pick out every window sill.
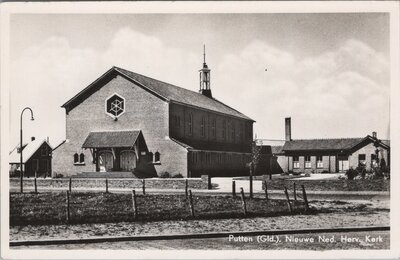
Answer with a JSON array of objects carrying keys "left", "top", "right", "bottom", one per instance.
[
  {"left": 148, "top": 162, "right": 161, "bottom": 165},
  {"left": 74, "top": 163, "right": 86, "bottom": 166}
]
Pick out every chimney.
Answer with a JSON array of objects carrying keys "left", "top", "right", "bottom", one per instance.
[
  {"left": 372, "top": 131, "right": 377, "bottom": 139},
  {"left": 285, "top": 117, "right": 291, "bottom": 141},
  {"left": 31, "top": 136, "right": 35, "bottom": 141}
]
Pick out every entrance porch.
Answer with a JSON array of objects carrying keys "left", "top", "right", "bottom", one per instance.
[{"left": 82, "top": 130, "right": 142, "bottom": 173}]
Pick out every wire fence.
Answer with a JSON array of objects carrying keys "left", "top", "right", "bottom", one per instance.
[{"left": 10, "top": 183, "right": 311, "bottom": 226}]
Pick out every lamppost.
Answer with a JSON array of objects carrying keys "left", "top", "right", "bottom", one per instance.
[{"left": 20, "top": 107, "right": 34, "bottom": 193}]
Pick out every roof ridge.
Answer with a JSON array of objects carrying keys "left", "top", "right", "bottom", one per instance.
[
  {"left": 64, "top": 66, "right": 253, "bottom": 121},
  {"left": 114, "top": 66, "right": 191, "bottom": 93}
]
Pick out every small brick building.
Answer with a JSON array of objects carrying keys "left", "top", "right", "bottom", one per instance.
[
  {"left": 52, "top": 56, "right": 254, "bottom": 178},
  {"left": 268, "top": 118, "right": 390, "bottom": 174}
]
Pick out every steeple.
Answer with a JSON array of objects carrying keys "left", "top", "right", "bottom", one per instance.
[{"left": 199, "top": 44, "right": 212, "bottom": 98}]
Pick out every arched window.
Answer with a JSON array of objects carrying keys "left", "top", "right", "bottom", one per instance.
[
  {"left": 155, "top": 152, "right": 161, "bottom": 162},
  {"left": 79, "top": 153, "right": 85, "bottom": 163},
  {"left": 73, "top": 153, "right": 79, "bottom": 164}
]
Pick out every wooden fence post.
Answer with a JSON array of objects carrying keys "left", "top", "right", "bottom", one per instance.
[
  {"left": 249, "top": 164, "right": 254, "bottom": 199},
  {"left": 293, "top": 182, "right": 297, "bottom": 201},
  {"left": 188, "top": 190, "right": 195, "bottom": 218},
  {"left": 34, "top": 177, "right": 37, "bottom": 193},
  {"left": 185, "top": 179, "right": 188, "bottom": 198},
  {"left": 264, "top": 180, "right": 268, "bottom": 200},
  {"left": 301, "top": 185, "right": 309, "bottom": 213},
  {"left": 66, "top": 190, "right": 70, "bottom": 224},
  {"left": 34, "top": 171, "right": 37, "bottom": 179},
  {"left": 105, "top": 178, "right": 109, "bottom": 193},
  {"left": 69, "top": 178, "right": 72, "bottom": 193},
  {"left": 240, "top": 188, "right": 247, "bottom": 216},
  {"left": 232, "top": 180, "right": 236, "bottom": 197},
  {"left": 284, "top": 186, "right": 293, "bottom": 213},
  {"left": 142, "top": 179, "right": 146, "bottom": 195},
  {"left": 131, "top": 190, "right": 137, "bottom": 220}
]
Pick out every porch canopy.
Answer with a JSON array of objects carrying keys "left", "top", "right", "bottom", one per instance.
[{"left": 82, "top": 130, "right": 141, "bottom": 148}]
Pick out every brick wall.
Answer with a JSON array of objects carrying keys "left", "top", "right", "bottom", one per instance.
[
  {"left": 169, "top": 103, "right": 253, "bottom": 153},
  {"left": 52, "top": 75, "right": 188, "bottom": 177},
  {"left": 10, "top": 177, "right": 209, "bottom": 190},
  {"left": 348, "top": 142, "right": 389, "bottom": 171}
]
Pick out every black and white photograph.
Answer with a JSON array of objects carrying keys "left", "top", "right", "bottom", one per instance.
[{"left": 1, "top": 1, "right": 399, "bottom": 259}]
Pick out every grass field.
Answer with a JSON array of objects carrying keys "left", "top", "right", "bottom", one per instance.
[{"left": 10, "top": 192, "right": 308, "bottom": 226}]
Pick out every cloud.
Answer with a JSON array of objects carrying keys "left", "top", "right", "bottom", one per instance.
[
  {"left": 10, "top": 29, "right": 390, "bottom": 148},
  {"left": 215, "top": 39, "right": 389, "bottom": 139}
]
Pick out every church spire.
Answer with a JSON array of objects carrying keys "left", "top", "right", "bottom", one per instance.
[{"left": 199, "top": 44, "right": 212, "bottom": 98}]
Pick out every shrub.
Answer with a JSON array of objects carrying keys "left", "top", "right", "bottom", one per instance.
[
  {"left": 172, "top": 173, "right": 183, "bottom": 178},
  {"left": 372, "top": 167, "right": 384, "bottom": 179},
  {"left": 159, "top": 171, "right": 171, "bottom": 178},
  {"left": 55, "top": 173, "right": 64, "bottom": 178},
  {"left": 356, "top": 166, "right": 366, "bottom": 179},
  {"left": 321, "top": 170, "right": 329, "bottom": 174},
  {"left": 9, "top": 170, "right": 20, "bottom": 178},
  {"left": 345, "top": 168, "right": 358, "bottom": 180}
]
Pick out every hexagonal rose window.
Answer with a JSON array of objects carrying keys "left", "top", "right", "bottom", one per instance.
[{"left": 105, "top": 93, "right": 125, "bottom": 118}]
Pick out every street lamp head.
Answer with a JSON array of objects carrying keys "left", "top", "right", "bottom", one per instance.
[{"left": 31, "top": 116, "right": 34, "bottom": 121}]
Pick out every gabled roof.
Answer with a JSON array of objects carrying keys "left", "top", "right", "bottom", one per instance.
[
  {"left": 62, "top": 66, "right": 254, "bottom": 121},
  {"left": 282, "top": 135, "right": 390, "bottom": 152},
  {"left": 82, "top": 130, "right": 141, "bottom": 148},
  {"left": 9, "top": 139, "right": 53, "bottom": 164},
  {"left": 271, "top": 146, "right": 284, "bottom": 154}
]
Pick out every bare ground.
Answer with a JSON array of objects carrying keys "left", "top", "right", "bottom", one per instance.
[
  {"left": 10, "top": 199, "right": 389, "bottom": 242},
  {"left": 16, "top": 231, "right": 390, "bottom": 250}
]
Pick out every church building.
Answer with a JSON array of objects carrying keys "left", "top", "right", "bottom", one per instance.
[{"left": 52, "top": 49, "right": 254, "bottom": 178}]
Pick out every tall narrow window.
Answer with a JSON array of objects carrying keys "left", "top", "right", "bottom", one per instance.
[
  {"left": 154, "top": 152, "right": 161, "bottom": 162},
  {"left": 222, "top": 120, "right": 227, "bottom": 140},
  {"left": 239, "top": 123, "right": 244, "bottom": 141},
  {"left": 188, "top": 113, "right": 193, "bottom": 136},
  {"left": 201, "top": 116, "right": 206, "bottom": 137},
  {"left": 231, "top": 123, "right": 236, "bottom": 142},
  {"left": 305, "top": 156, "right": 311, "bottom": 168},
  {"left": 79, "top": 153, "right": 85, "bottom": 163},
  {"left": 211, "top": 117, "right": 216, "bottom": 139},
  {"left": 293, "top": 156, "right": 300, "bottom": 169},
  {"left": 247, "top": 123, "right": 252, "bottom": 141},
  {"left": 317, "top": 155, "right": 323, "bottom": 168},
  {"left": 371, "top": 154, "right": 377, "bottom": 167},
  {"left": 73, "top": 153, "right": 79, "bottom": 164},
  {"left": 358, "top": 154, "right": 366, "bottom": 166}
]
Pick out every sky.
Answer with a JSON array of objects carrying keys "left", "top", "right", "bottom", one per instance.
[{"left": 9, "top": 13, "right": 390, "bottom": 148}]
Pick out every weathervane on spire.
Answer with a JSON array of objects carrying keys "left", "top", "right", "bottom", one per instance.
[{"left": 203, "top": 44, "right": 206, "bottom": 65}]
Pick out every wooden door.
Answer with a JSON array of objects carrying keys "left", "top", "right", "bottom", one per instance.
[
  {"left": 338, "top": 159, "right": 349, "bottom": 172},
  {"left": 99, "top": 151, "right": 113, "bottom": 172},
  {"left": 120, "top": 150, "right": 136, "bottom": 171}
]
